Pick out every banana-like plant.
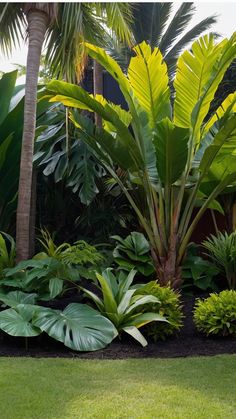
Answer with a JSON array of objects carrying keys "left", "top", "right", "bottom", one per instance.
[{"left": 46, "top": 34, "right": 236, "bottom": 288}]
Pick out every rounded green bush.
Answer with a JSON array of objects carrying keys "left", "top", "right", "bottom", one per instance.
[
  {"left": 193, "top": 290, "right": 236, "bottom": 337},
  {"left": 135, "top": 281, "right": 183, "bottom": 341}
]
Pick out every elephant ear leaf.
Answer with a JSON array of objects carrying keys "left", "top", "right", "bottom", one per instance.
[
  {"left": 33, "top": 303, "right": 118, "bottom": 351},
  {"left": 0, "top": 291, "right": 37, "bottom": 308},
  {"left": 0, "top": 304, "right": 41, "bottom": 337}
]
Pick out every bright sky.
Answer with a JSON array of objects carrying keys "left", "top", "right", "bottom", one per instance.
[{"left": 0, "top": 1, "right": 235, "bottom": 80}]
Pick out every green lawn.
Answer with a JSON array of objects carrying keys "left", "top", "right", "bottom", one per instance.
[{"left": 0, "top": 355, "right": 235, "bottom": 419}]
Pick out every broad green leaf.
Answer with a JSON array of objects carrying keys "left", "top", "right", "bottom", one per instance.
[
  {"left": 154, "top": 118, "right": 189, "bottom": 185},
  {"left": 192, "top": 33, "right": 236, "bottom": 141},
  {"left": 94, "top": 95, "right": 132, "bottom": 131},
  {"left": 174, "top": 34, "right": 227, "bottom": 128},
  {"left": 84, "top": 42, "right": 131, "bottom": 104},
  {"left": 33, "top": 303, "right": 117, "bottom": 351},
  {"left": 199, "top": 114, "right": 236, "bottom": 176},
  {"left": 0, "top": 304, "right": 41, "bottom": 337},
  {"left": 66, "top": 140, "right": 104, "bottom": 205},
  {"left": 202, "top": 92, "right": 236, "bottom": 136},
  {"left": 122, "top": 325, "right": 147, "bottom": 347},
  {"left": 128, "top": 41, "right": 171, "bottom": 127},
  {"left": 71, "top": 112, "right": 141, "bottom": 173},
  {"left": 0, "top": 291, "right": 37, "bottom": 307},
  {"left": 49, "top": 277, "right": 64, "bottom": 299}
]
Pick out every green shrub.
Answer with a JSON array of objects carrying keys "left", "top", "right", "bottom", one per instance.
[
  {"left": 134, "top": 281, "right": 183, "bottom": 341},
  {"left": 182, "top": 243, "right": 220, "bottom": 293},
  {"left": 36, "top": 229, "right": 103, "bottom": 267},
  {"left": 202, "top": 231, "right": 236, "bottom": 290},
  {"left": 112, "top": 232, "right": 155, "bottom": 276},
  {"left": 193, "top": 290, "right": 236, "bottom": 337}
]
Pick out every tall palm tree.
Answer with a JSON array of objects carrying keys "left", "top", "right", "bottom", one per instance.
[
  {"left": 107, "top": 2, "right": 217, "bottom": 76},
  {"left": 0, "top": 2, "right": 132, "bottom": 261}
]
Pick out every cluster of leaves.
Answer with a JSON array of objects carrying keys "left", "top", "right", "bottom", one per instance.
[
  {"left": 194, "top": 290, "right": 236, "bottom": 337},
  {"left": 46, "top": 35, "right": 236, "bottom": 288},
  {"left": 1, "top": 258, "right": 78, "bottom": 300},
  {"left": 112, "top": 232, "right": 155, "bottom": 277},
  {"left": 182, "top": 243, "right": 220, "bottom": 293},
  {"left": 36, "top": 229, "right": 103, "bottom": 266},
  {"left": 133, "top": 281, "right": 183, "bottom": 341},
  {"left": 0, "top": 290, "right": 117, "bottom": 351},
  {"left": 81, "top": 269, "right": 167, "bottom": 346},
  {"left": 202, "top": 231, "right": 236, "bottom": 290}
]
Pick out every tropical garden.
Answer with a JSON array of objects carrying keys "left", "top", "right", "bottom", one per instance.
[{"left": 0, "top": 2, "right": 235, "bottom": 417}]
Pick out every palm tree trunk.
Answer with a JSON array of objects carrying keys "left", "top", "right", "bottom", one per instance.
[
  {"left": 16, "top": 9, "right": 49, "bottom": 262},
  {"left": 93, "top": 59, "right": 103, "bottom": 127}
]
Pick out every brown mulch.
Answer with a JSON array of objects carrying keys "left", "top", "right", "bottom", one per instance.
[{"left": 0, "top": 295, "right": 235, "bottom": 359}]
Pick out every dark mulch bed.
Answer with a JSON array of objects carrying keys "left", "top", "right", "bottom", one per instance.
[{"left": 0, "top": 295, "right": 235, "bottom": 359}]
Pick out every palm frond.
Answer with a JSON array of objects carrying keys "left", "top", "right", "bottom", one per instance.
[
  {"left": 0, "top": 3, "right": 26, "bottom": 57},
  {"left": 159, "top": 2, "right": 195, "bottom": 55},
  {"left": 98, "top": 2, "right": 133, "bottom": 45},
  {"left": 132, "top": 2, "right": 172, "bottom": 47},
  {"left": 45, "top": 3, "right": 104, "bottom": 82}
]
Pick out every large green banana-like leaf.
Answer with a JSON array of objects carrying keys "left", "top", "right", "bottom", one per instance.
[
  {"left": 192, "top": 33, "right": 236, "bottom": 139},
  {"left": 33, "top": 303, "right": 117, "bottom": 351},
  {"left": 47, "top": 81, "right": 143, "bottom": 170},
  {"left": 199, "top": 115, "right": 236, "bottom": 176},
  {"left": 154, "top": 118, "right": 189, "bottom": 185},
  {"left": 128, "top": 41, "right": 171, "bottom": 127},
  {"left": 202, "top": 92, "right": 236, "bottom": 136},
  {"left": 84, "top": 42, "right": 131, "bottom": 104},
  {"left": 174, "top": 33, "right": 236, "bottom": 140},
  {"left": 0, "top": 304, "right": 41, "bottom": 337},
  {"left": 71, "top": 112, "right": 142, "bottom": 173},
  {"left": 94, "top": 94, "right": 132, "bottom": 132}
]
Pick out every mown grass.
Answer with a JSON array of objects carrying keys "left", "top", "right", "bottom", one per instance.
[{"left": 0, "top": 355, "right": 235, "bottom": 418}]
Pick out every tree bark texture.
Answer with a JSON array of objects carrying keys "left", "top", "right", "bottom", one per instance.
[{"left": 16, "top": 9, "right": 48, "bottom": 262}]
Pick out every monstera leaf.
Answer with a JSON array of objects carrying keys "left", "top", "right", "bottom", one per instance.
[
  {"left": 33, "top": 303, "right": 118, "bottom": 351},
  {"left": 0, "top": 304, "right": 41, "bottom": 337},
  {"left": 66, "top": 140, "right": 105, "bottom": 205}
]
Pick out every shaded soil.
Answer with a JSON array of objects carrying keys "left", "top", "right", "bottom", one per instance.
[{"left": 0, "top": 295, "right": 235, "bottom": 359}]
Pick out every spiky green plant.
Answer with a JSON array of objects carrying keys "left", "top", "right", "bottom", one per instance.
[{"left": 202, "top": 231, "right": 236, "bottom": 290}]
